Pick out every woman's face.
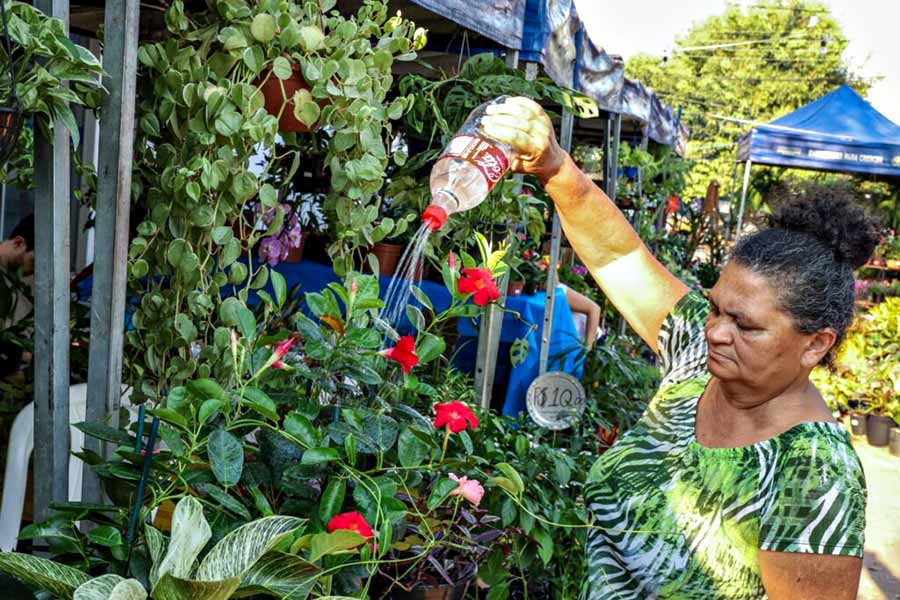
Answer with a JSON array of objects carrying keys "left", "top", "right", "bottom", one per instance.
[{"left": 705, "top": 263, "right": 833, "bottom": 398}]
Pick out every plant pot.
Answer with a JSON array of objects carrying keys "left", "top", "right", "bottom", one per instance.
[
  {"left": 508, "top": 280, "right": 525, "bottom": 296},
  {"left": 283, "top": 232, "right": 307, "bottom": 263},
  {"left": 849, "top": 411, "right": 867, "bottom": 436},
  {"left": 387, "top": 581, "right": 470, "bottom": 600},
  {"left": 890, "top": 427, "right": 900, "bottom": 457},
  {"left": 866, "top": 414, "right": 896, "bottom": 447},
  {"left": 370, "top": 242, "right": 404, "bottom": 276},
  {"left": 258, "top": 64, "right": 326, "bottom": 132}
]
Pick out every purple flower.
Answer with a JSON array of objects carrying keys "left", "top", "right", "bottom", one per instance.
[
  {"left": 259, "top": 237, "right": 283, "bottom": 267},
  {"left": 287, "top": 226, "right": 303, "bottom": 248},
  {"left": 570, "top": 264, "right": 588, "bottom": 277}
]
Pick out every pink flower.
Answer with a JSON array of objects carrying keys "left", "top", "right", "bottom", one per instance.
[
  {"left": 449, "top": 473, "right": 484, "bottom": 506},
  {"left": 286, "top": 226, "right": 303, "bottom": 248},
  {"left": 259, "top": 236, "right": 283, "bottom": 267},
  {"left": 448, "top": 252, "right": 456, "bottom": 271},
  {"left": 271, "top": 338, "right": 294, "bottom": 369}
]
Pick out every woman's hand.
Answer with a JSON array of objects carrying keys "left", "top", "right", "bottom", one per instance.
[{"left": 480, "top": 97, "right": 566, "bottom": 183}]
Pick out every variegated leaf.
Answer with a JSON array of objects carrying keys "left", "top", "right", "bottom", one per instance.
[
  {"left": 151, "top": 573, "right": 241, "bottom": 600},
  {"left": 236, "top": 551, "right": 320, "bottom": 599},
  {"left": 145, "top": 523, "right": 168, "bottom": 587},
  {"left": 0, "top": 551, "right": 90, "bottom": 598},
  {"left": 74, "top": 574, "right": 147, "bottom": 600},
  {"left": 194, "top": 516, "right": 305, "bottom": 581},
  {"left": 155, "top": 496, "right": 211, "bottom": 580}
]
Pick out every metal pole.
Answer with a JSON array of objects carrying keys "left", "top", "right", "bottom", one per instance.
[
  {"left": 83, "top": 0, "right": 140, "bottom": 503},
  {"left": 33, "top": 0, "right": 71, "bottom": 521},
  {"left": 725, "top": 154, "right": 740, "bottom": 241},
  {"left": 538, "top": 109, "right": 574, "bottom": 374},
  {"left": 735, "top": 159, "right": 752, "bottom": 241}
]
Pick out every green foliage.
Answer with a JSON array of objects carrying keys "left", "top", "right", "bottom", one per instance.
[{"left": 626, "top": 0, "right": 868, "bottom": 214}]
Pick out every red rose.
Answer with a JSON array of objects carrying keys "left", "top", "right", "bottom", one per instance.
[
  {"left": 434, "top": 401, "right": 479, "bottom": 433},
  {"left": 381, "top": 335, "right": 418, "bottom": 373},
  {"left": 326, "top": 511, "right": 373, "bottom": 544},
  {"left": 457, "top": 268, "right": 500, "bottom": 307}
]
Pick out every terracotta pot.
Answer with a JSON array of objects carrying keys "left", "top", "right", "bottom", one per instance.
[
  {"left": 370, "top": 242, "right": 404, "bottom": 276},
  {"left": 283, "top": 232, "right": 308, "bottom": 263},
  {"left": 508, "top": 280, "right": 525, "bottom": 296},
  {"left": 258, "top": 64, "right": 327, "bottom": 132}
]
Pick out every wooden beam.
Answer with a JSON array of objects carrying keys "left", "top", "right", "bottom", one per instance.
[
  {"left": 32, "top": 0, "right": 71, "bottom": 522},
  {"left": 83, "top": 0, "right": 140, "bottom": 503}
]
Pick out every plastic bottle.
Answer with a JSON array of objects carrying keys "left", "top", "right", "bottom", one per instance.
[{"left": 421, "top": 96, "right": 515, "bottom": 231}]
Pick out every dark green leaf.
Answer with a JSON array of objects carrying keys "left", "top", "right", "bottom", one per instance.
[{"left": 208, "top": 429, "right": 244, "bottom": 487}]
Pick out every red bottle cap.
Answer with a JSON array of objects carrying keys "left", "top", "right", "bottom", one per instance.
[{"left": 422, "top": 205, "right": 448, "bottom": 231}]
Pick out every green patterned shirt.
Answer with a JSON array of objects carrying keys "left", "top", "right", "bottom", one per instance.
[{"left": 583, "top": 292, "right": 867, "bottom": 600}]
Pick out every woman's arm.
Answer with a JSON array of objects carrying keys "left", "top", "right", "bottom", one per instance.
[
  {"left": 482, "top": 97, "right": 687, "bottom": 352},
  {"left": 759, "top": 550, "right": 862, "bottom": 600},
  {"left": 562, "top": 286, "right": 600, "bottom": 349}
]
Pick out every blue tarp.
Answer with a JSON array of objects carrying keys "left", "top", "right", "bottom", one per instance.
[{"left": 737, "top": 85, "right": 900, "bottom": 178}]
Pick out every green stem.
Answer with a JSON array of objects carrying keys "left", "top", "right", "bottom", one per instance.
[{"left": 439, "top": 425, "right": 450, "bottom": 464}]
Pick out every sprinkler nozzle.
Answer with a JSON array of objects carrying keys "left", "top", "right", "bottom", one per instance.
[{"left": 422, "top": 205, "right": 448, "bottom": 231}]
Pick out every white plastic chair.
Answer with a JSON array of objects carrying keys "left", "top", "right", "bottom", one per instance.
[{"left": 0, "top": 384, "right": 135, "bottom": 551}]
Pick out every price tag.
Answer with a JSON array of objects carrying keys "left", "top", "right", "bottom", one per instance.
[{"left": 526, "top": 372, "right": 586, "bottom": 430}]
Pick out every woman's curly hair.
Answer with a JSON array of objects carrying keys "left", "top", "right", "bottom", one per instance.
[{"left": 731, "top": 182, "right": 880, "bottom": 367}]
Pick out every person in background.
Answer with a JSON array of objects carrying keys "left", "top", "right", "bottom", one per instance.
[
  {"left": 558, "top": 282, "right": 601, "bottom": 349},
  {"left": 0, "top": 213, "right": 35, "bottom": 276}
]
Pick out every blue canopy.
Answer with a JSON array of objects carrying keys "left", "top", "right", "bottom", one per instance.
[{"left": 737, "top": 85, "right": 900, "bottom": 178}]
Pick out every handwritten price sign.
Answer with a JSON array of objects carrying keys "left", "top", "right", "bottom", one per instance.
[{"left": 526, "top": 372, "right": 586, "bottom": 430}]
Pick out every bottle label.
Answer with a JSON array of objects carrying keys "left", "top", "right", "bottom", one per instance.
[{"left": 439, "top": 135, "right": 510, "bottom": 191}]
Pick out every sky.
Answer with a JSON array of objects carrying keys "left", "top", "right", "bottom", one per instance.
[{"left": 573, "top": 0, "right": 900, "bottom": 124}]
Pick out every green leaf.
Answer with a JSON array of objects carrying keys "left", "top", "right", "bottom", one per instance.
[
  {"left": 211, "top": 226, "right": 233, "bottom": 245},
  {"left": 149, "top": 408, "right": 188, "bottom": 430},
  {"left": 87, "top": 525, "right": 123, "bottom": 547},
  {"left": 279, "top": 23, "right": 302, "bottom": 50},
  {"left": 533, "top": 527, "right": 554, "bottom": 565},
  {"left": 345, "top": 328, "right": 381, "bottom": 348},
  {"left": 308, "top": 530, "right": 365, "bottom": 563},
  {"left": 208, "top": 428, "right": 244, "bottom": 487},
  {"left": 200, "top": 484, "right": 251, "bottom": 520},
  {"left": 74, "top": 574, "right": 147, "bottom": 600},
  {"left": 496, "top": 463, "right": 524, "bottom": 497},
  {"left": 284, "top": 412, "right": 318, "bottom": 447},
  {"left": 198, "top": 399, "right": 224, "bottom": 427},
  {"left": 510, "top": 337, "right": 530, "bottom": 367},
  {"left": 427, "top": 477, "right": 459, "bottom": 511},
  {"left": 74, "top": 422, "right": 135, "bottom": 447},
  {"left": 397, "top": 428, "right": 429, "bottom": 468},
  {"left": 272, "top": 57, "right": 293, "bottom": 80},
  {"left": 410, "top": 285, "right": 433, "bottom": 312},
  {"left": 292, "top": 90, "right": 320, "bottom": 127},
  {"left": 146, "top": 524, "right": 168, "bottom": 587},
  {"left": 237, "top": 552, "right": 319, "bottom": 600},
  {"left": 301, "top": 447, "right": 339, "bottom": 465},
  {"left": 271, "top": 270, "right": 287, "bottom": 308},
  {"left": 151, "top": 573, "right": 240, "bottom": 600},
  {"left": 140, "top": 114, "right": 160, "bottom": 137},
  {"left": 185, "top": 181, "right": 201, "bottom": 201},
  {"left": 416, "top": 333, "right": 445, "bottom": 365},
  {"left": 488, "top": 476, "right": 519, "bottom": 497},
  {"left": 0, "top": 552, "right": 90, "bottom": 598},
  {"left": 258, "top": 183, "right": 277, "bottom": 207},
  {"left": 156, "top": 497, "right": 211, "bottom": 581},
  {"left": 187, "top": 378, "right": 227, "bottom": 401},
  {"left": 405, "top": 305, "right": 425, "bottom": 331},
  {"left": 174, "top": 313, "right": 197, "bottom": 342},
  {"left": 195, "top": 516, "right": 305, "bottom": 580},
  {"left": 318, "top": 478, "right": 346, "bottom": 523},
  {"left": 241, "top": 387, "right": 278, "bottom": 421},
  {"left": 250, "top": 14, "right": 276, "bottom": 43},
  {"left": 459, "top": 430, "right": 474, "bottom": 455}
]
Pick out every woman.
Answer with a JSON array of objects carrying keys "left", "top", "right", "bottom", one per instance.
[{"left": 482, "top": 97, "right": 875, "bottom": 599}]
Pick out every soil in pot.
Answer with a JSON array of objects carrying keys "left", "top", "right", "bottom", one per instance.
[
  {"left": 866, "top": 414, "right": 896, "bottom": 447},
  {"left": 890, "top": 427, "right": 900, "bottom": 457},
  {"left": 849, "top": 411, "right": 867, "bottom": 436}
]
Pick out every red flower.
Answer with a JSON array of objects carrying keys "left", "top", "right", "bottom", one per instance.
[
  {"left": 271, "top": 338, "right": 294, "bottom": 369},
  {"left": 597, "top": 424, "right": 618, "bottom": 447},
  {"left": 434, "top": 401, "right": 479, "bottom": 433},
  {"left": 381, "top": 335, "right": 418, "bottom": 373},
  {"left": 457, "top": 268, "right": 500, "bottom": 306},
  {"left": 666, "top": 195, "right": 680, "bottom": 214},
  {"left": 327, "top": 512, "right": 373, "bottom": 544},
  {"left": 522, "top": 250, "right": 534, "bottom": 260}
]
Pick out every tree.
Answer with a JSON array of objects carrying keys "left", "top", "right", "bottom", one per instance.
[{"left": 625, "top": 0, "right": 871, "bottom": 214}]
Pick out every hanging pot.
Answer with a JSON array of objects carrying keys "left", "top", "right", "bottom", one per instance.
[
  {"left": 865, "top": 414, "right": 895, "bottom": 447},
  {"left": 258, "top": 63, "right": 327, "bottom": 133},
  {"left": 848, "top": 411, "right": 867, "bottom": 436}
]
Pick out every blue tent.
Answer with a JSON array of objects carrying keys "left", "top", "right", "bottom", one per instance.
[{"left": 737, "top": 85, "right": 900, "bottom": 178}]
